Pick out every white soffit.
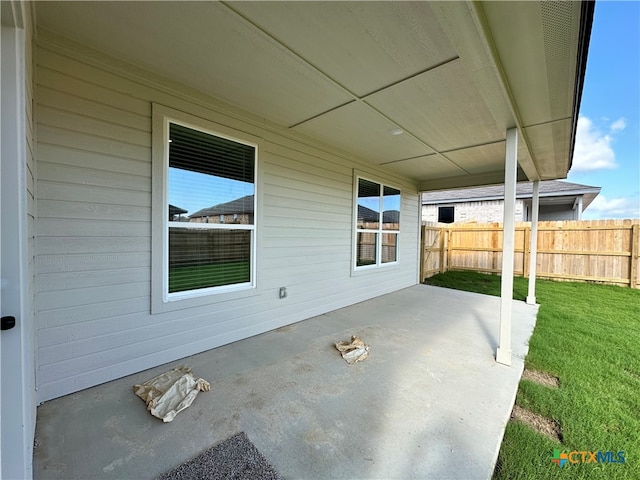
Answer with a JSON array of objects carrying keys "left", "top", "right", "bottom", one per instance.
[
  {"left": 525, "top": 119, "right": 573, "bottom": 180},
  {"left": 517, "top": 131, "right": 535, "bottom": 177},
  {"left": 481, "top": 1, "right": 581, "bottom": 127},
  {"left": 477, "top": 1, "right": 584, "bottom": 183}
]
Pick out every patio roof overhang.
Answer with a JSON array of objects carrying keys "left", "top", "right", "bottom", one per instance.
[{"left": 35, "top": 1, "right": 593, "bottom": 192}]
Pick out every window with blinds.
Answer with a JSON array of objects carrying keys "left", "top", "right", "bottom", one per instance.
[
  {"left": 355, "top": 177, "right": 400, "bottom": 268},
  {"left": 166, "top": 121, "right": 256, "bottom": 296}
]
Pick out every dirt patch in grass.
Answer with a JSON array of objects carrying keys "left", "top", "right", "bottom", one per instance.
[
  {"left": 511, "top": 405, "right": 563, "bottom": 443},
  {"left": 522, "top": 368, "right": 559, "bottom": 388},
  {"left": 623, "top": 368, "right": 640, "bottom": 381}
]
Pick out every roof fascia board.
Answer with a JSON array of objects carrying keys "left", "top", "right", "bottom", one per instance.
[
  {"left": 567, "top": 0, "right": 596, "bottom": 171},
  {"left": 581, "top": 192, "right": 599, "bottom": 210},
  {"left": 424, "top": 196, "right": 515, "bottom": 205},
  {"left": 422, "top": 186, "right": 601, "bottom": 204}
]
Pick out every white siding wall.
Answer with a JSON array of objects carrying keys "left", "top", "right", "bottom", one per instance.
[
  {"left": 422, "top": 200, "right": 525, "bottom": 223},
  {"left": 538, "top": 204, "right": 578, "bottom": 221},
  {"left": 35, "top": 36, "right": 419, "bottom": 402}
]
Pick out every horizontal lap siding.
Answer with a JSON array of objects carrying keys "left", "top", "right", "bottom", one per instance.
[{"left": 35, "top": 41, "right": 419, "bottom": 402}]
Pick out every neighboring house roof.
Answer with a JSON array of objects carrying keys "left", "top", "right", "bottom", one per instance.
[
  {"left": 383, "top": 210, "right": 400, "bottom": 224},
  {"left": 358, "top": 205, "right": 379, "bottom": 223},
  {"left": 189, "top": 195, "right": 254, "bottom": 218},
  {"left": 358, "top": 205, "right": 401, "bottom": 224},
  {"left": 168, "top": 204, "right": 188, "bottom": 216},
  {"left": 422, "top": 180, "right": 601, "bottom": 211}
]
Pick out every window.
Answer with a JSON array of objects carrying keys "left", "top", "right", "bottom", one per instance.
[
  {"left": 438, "top": 206, "right": 454, "bottom": 223},
  {"left": 354, "top": 177, "right": 400, "bottom": 269},
  {"left": 153, "top": 108, "right": 257, "bottom": 305}
]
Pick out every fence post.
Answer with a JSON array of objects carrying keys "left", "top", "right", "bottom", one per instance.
[
  {"left": 439, "top": 227, "right": 446, "bottom": 274},
  {"left": 420, "top": 224, "right": 426, "bottom": 283},
  {"left": 524, "top": 225, "right": 530, "bottom": 278},
  {"left": 447, "top": 228, "right": 453, "bottom": 272},
  {"left": 631, "top": 224, "right": 639, "bottom": 289}
]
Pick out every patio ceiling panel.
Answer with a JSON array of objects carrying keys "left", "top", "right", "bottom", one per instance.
[
  {"left": 228, "top": 1, "right": 459, "bottom": 99},
  {"left": 442, "top": 142, "right": 508, "bottom": 175},
  {"left": 364, "top": 59, "right": 504, "bottom": 152},
  {"left": 293, "top": 101, "right": 434, "bottom": 165},
  {"left": 378, "top": 154, "right": 467, "bottom": 181}
]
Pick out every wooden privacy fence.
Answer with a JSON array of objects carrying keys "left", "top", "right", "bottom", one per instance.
[{"left": 421, "top": 219, "right": 640, "bottom": 288}]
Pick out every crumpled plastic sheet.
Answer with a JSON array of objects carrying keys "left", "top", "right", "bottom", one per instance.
[
  {"left": 133, "top": 366, "right": 210, "bottom": 422},
  {"left": 335, "top": 336, "right": 370, "bottom": 364}
]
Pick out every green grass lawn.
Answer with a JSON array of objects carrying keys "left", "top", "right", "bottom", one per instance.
[
  {"left": 169, "top": 261, "right": 250, "bottom": 293},
  {"left": 426, "top": 271, "right": 640, "bottom": 479}
]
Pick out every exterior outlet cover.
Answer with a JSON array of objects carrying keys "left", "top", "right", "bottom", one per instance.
[
  {"left": 279, "top": 287, "right": 287, "bottom": 299},
  {"left": 1, "top": 316, "right": 16, "bottom": 330}
]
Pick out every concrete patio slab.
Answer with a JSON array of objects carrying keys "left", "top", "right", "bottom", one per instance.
[{"left": 33, "top": 285, "right": 538, "bottom": 480}]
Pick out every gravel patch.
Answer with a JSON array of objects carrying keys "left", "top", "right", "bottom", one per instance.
[{"left": 156, "top": 432, "right": 281, "bottom": 480}]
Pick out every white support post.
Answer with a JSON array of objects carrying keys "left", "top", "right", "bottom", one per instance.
[
  {"left": 496, "top": 128, "right": 518, "bottom": 366},
  {"left": 526, "top": 181, "right": 540, "bottom": 305},
  {"left": 576, "top": 196, "right": 583, "bottom": 220}
]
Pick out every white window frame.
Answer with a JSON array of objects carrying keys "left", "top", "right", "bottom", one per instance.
[
  {"left": 151, "top": 104, "right": 260, "bottom": 313},
  {"left": 352, "top": 174, "right": 401, "bottom": 272}
]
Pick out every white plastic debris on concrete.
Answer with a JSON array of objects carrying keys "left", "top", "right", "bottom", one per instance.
[
  {"left": 133, "top": 366, "right": 210, "bottom": 422},
  {"left": 335, "top": 336, "right": 370, "bottom": 364}
]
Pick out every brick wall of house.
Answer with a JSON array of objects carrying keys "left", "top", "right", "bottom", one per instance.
[{"left": 422, "top": 200, "right": 525, "bottom": 223}]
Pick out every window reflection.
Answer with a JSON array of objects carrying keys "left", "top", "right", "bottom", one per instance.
[
  {"left": 357, "top": 178, "right": 380, "bottom": 229},
  {"left": 354, "top": 178, "right": 400, "bottom": 269},
  {"left": 383, "top": 186, "right": 400, "bottom": 230},
  {"left": 166, "top": 122, "right": 256, "bottom": 294}
]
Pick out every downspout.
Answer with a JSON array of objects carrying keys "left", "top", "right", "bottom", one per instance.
[{"left": 576, "top": 196, "right": 583, "bottom": 220}]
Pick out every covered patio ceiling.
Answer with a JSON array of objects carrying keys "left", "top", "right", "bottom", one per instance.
[{"left": 36, "top": 1, "right": 593, "bottom": 191}]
